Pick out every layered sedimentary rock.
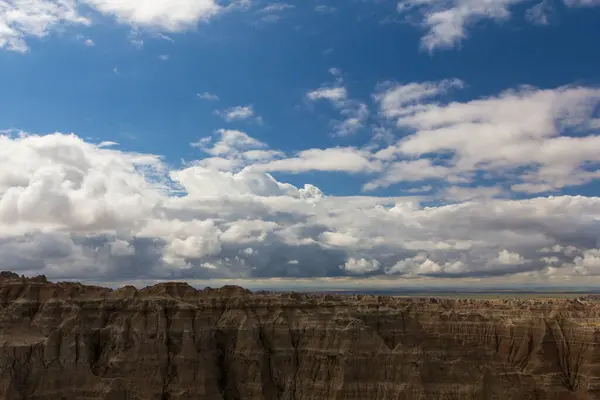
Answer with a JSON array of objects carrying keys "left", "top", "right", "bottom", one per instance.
[{"left": 1, "top": 273, "right": 600, "bottom": 399}]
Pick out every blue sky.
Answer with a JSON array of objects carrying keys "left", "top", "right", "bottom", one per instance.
[{"left": 1, "top": 0, "right": 600, "bottom": 287}]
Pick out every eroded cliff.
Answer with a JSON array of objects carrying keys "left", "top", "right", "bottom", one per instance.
[{"left": 1, "top": 272, "right": 600, "bottom": 400}]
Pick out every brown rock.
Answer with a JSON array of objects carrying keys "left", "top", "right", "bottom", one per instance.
[{"left": 1, "top": 273, "right": 600, "bottom": 399}]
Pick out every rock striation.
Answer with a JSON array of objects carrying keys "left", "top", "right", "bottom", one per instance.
[{"left": 1, "top": 272, "right": 600, "bottom": 399}]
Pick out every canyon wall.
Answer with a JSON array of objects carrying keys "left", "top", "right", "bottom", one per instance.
[{"left": 1, "top": 272, "right": 600, "bottom": 399}]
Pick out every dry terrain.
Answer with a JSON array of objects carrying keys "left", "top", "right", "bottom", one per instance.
[{"left": 1, "top": 271, "right": 600, "bottom": 399}]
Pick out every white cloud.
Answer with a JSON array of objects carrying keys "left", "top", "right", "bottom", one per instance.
[
  {"left": 215, "top": 105, "right": 259, "bottom": 122},
  {"left": 0, "top": 0, "right": 90, "bottom": 52},
  {"left": 110, "top": 239, "right": 135, "bottom": 256},
  {"left": 573, "top": 249, "right": 600, "bottom": 275},
  {"left": 328, "top": 67, "right": 342, "bottom": 77},
  {"left": 252, "top": 147, "right": 380, "bottom": 174},
  {"left": 259, "top": 3, "right": 294, "bottom": 13},
  {"left": 1, "top": 130, "right": 600, "bottom": 284},
  {"left": 2, "top": 0, "right": 598, "bottom": 53},
  {"left": 197, "top": 91, "right": 219, "bottom": 101},
  {"left": 83, "top": 38, "right": 95, "bottom": 46},
  {"left": 494, "top": 250, "right": 527, "bottom": 265},
  {"left": 130, "top": 39, "right": 144, "bottom": 48},
  {"left": 342, "top": 258, "right": 380, "bottom": 274},
  {"left": 98, "top": 141, "right": 119, "bottom": 147},
  {"left": 190, "top": 129, "right": 283, "bottom": 171},
  {"left": 307, "top": 74, "right": 369, "bottom": 136},
  {"left": 369, "top": 81, "right": 600, "bottom": 196},
  {"left": 307, "top": 87, "right": 348, "bottom": 103},
  {"left": 158, "top": 54, "right": 169, "bottom": 60},
  {"left": 256, "top": 2, "right": 294, "bottom": 23},
  {"left": 335, "top": 102, "right": 369, "bottom": 137},
  {"left": 193, "top": 129, "right": 267, "bottom": 157},
  {"left": 363, "top": 159, "right": 455, "bottom": 191},
  {"left": 397, "top": 0, "right": 600, "bottom": 51},
  {"left": 128, "top": 30, "right": 144, "bottom": 48},
  {"left": 0, "top": 132, "right": 165, "bottom": 235},
  {"left": 80, "top": 0, "right": 222, "bottom": 31},
  {"left": 0, "top": 0, "right": 249, "bottom": 52},
  {"left": 2, "top": 80, "right": 600, "bottom": 285},
  {"left": 398, "top": 0, "right": 523, "bottom": 51},
  {"left": 375, "top": 79, "right": 464, "bottom": 118},
  {"left": 436, "top": 185, "right": 504, "bottom": 202},
  {"left": 386, "top": 254, "right": 467, "bottom": 276},
  {"left": 155, "top": 32, "right": 175, "bottom": 42}
]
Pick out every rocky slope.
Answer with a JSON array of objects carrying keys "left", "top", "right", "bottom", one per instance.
[{"left": 1, "top": 272, "right": 600, "bottom": 399}]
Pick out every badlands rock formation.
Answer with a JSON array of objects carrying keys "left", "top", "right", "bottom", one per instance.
[{"left": 1, "top": 272, "right": 600, "bottom": 399}]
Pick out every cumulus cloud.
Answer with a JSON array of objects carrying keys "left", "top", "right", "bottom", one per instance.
[
  {"left": 369, "top": 81, "right": 600, "bottom": 195},
  {"left": 493, "top": 250, "right": 527, "bottom": 265},
  {"left": 387, "top": 254, "right": 464, "bottom": 276},
  {"left": 1, "top": 130, "right": 600, "bottom": 286},
  {"left": 0, "top": 0, "right": 248, "bottom": 52},
  {"left": 191, "top": 129, "right": 283, "bottom": 171},
  {"left": 342, "top": 258, "right": 380, "bottom": 274},
  {"left": 396, "top": 0, "right": 600, "bottom": 51}
]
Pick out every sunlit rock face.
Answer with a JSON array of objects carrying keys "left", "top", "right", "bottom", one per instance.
[{"left": 1, "top": 273, "right": 600, "bottom": 400}]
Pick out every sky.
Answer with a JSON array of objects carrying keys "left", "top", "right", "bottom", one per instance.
[{"left": 1, "top": 0, "right": 600, "bottom": 289}]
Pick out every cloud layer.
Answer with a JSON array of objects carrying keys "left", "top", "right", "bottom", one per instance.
[{"left": 2, "top": 78, "right": 600, "bottom": 286}]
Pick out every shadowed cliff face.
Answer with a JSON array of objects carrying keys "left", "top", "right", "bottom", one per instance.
[{"left": 1, "top": 274, "right": 600, "bottom": 400}]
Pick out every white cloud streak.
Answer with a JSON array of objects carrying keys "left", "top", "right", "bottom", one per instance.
[
  {"left": 397, "top": 0, "right": 600, "bottom": 51},
  {"left": 215, "top": 105, "right": 262, "bottom": 123},
  {"left": 259, "top": 3, "right": 294, "bottom": 13},
  {"left": 307, "top": 87, "right": 348, "bottom": 103},
  {"left": 307, "top": 72, "right": 369, "bottom": 136},
  {"left": 197, "top": 92, "right": 219, "bottom": 101}
]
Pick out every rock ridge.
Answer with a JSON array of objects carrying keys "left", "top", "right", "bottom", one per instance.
[{"left": 1, "top": 272, "right": 600, "bottom": 399}]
